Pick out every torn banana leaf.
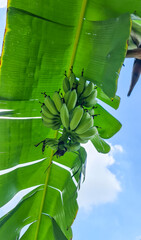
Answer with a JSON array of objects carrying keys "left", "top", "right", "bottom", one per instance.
[{"left": 96, "top": 87, "right": 120, "bottom": 110}]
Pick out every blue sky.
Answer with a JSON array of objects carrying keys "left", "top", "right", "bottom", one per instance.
[{"left": 1, "top": 2, "right": 141, "bottom": 240}]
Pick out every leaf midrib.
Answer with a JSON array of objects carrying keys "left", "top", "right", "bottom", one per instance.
[
  {"left": 34, "top": 0, "right": 88, "bottom": 239},
  {"left": 67, "top": 0, "right": 88, "bottom": 76}
]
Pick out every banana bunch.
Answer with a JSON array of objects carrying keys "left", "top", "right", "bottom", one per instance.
[{"left": 37, "top": 69, "right": 99, "bottom": 157}]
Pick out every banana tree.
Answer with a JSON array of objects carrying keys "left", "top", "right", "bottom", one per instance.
[{"left": 0, "top": 0, "right": 141, "bottom": 239}]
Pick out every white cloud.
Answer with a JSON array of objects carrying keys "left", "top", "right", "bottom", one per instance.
[
  {"left": 111, "top": 144, "right": 124, "bottom": 153},
  {"left": 0, "top": 0, "right": 7, "bottom": 8},
  {"left": 77, "top": 142, "right": 122, "bottom": 211},
  {"left": 136, "top": 236, "right": 141, "bottom": 240}
]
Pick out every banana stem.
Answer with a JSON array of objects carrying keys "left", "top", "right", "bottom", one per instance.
[{"left": 34, "top": 130, "right": 58, "bottom": 240}]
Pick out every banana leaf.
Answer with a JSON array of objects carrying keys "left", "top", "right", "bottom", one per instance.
[
  {"left": 1, "top": 0, "right": 141, "bottom": 239},
  {"left": 0, "top": 8, "right": 130, "bottom": 99}
]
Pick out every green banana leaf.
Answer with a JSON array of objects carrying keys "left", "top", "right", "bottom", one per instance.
[
  {"left": 86, "top": 0, "right": 141, "bottom": 21},
  {"left": 0, "top": 8, "right": 130, "bottom": 99},
  {"left": 0, "top": 142, "right": 87, "bottom": 239},
  {"left": 1, "top": 0, "right": 141, "bottom": 239},
  {"left": 0, "top": 189, "right": 68, "bottom": 240},
  {"left": 94, "top": 104, "right": 122, "bottom": 139},
  {"left": 96, "top": 87, "right": 120, "bottom": 110}
]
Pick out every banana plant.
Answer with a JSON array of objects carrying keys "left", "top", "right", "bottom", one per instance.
[{"left": 0, "top": 0, "right": 141, "bottom": 239}]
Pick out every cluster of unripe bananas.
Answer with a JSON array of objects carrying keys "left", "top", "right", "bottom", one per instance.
[{"left": 36, "top": 69, "right": 98, "bottom": 157}]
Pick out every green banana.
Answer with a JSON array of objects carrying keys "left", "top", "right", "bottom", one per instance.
[
  {"left": 67, "top": 89, "right": 77, "bottom": 111},
  {"left": 52, "top": 91, "right": 63, "bottom": 112},
  {"left": 75, "top": 112, "right": 94, "bottom": 134},
  {"left": 77, "top": 74, "right": 86, "bottom": 96},
  {"left": 42, "top": 112, "right": 61, "bottom": 130},
  {"left": 42, "top": 104, "right": 56, "bottom": 119},
  {"left": 83, "top": 89, "right": 97, "bottom": 107},
  {"left": 44, "top": 96, "right": 59, "bottom": 115},
  {"left": 35, "top": 138, "right": 59, "bottom": 152},
  {"left": 71, "top": 134, "right": 89, "bottom": 144},
  {"left": 76, "top": 137, "right": 89, "bottom": 144},
  {"left": 63, "top": 75, "right": 70, "bottom": 93},
  {"left": 69, "top": 71, "right": 76, "bottom": 89},
  {"left": 43, "top": 120, "right": 61, "bottom": 130},
  {"left": 80, "top": 81, "right": 94, "bottom": 98},
  {"left": 52, "top": 123, "right": 61, "bottom": 130},
  {"left": 45, "top": 138, "right": 59, "bottom": 150},
  {"left": 64, "top": 90, "right": 71, "bottom": 104},
  {"left": 60, "top": 103, "right": 70, "bottom": 129},
  {"left": 75, "top": 112, "right": 93, "bottom": 134},
  {"left": 66, "top": 142, "right": 80, "bottom": 152},
  {"left": 78, "top": 126, "right": 97, "bottom": 139},
  {"left": 70, "top": 106, "right": 84, "bottom": 130},
  {"left": 41, "top": 113, "right": 60, "bottom": 124},
  {"left": 88, "top": 108, "right": 95, "bottom": 116},
  {"left": 85, "top": 81, "right": 89, "bottom": 88}
]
